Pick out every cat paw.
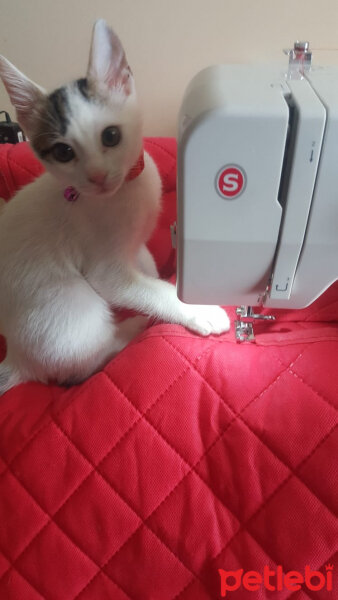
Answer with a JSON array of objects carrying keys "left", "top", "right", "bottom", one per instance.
[{"left": 184, "top": 305, "right": 230, "bottom": 336}]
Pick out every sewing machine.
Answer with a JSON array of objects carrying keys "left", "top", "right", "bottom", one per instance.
[{"left": 175, "top": 42, "right": 338, "bottom": 340}]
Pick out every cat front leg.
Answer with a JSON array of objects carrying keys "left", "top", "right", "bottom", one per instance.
[{"left": 108, "top": 269, "right": 230, "bottom": 336}]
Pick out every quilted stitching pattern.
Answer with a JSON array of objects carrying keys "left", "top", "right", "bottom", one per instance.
[{"left": 0, "top": 139, "right": 337, "bottom": 600}]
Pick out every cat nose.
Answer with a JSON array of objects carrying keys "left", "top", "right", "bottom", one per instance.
[{"left": 87, "top": 171, "right": 108, "bottom": 185}]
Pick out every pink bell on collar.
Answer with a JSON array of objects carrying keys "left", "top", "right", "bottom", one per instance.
[{"left": 64, "top": 186, "right": 80, "bottom": 202}]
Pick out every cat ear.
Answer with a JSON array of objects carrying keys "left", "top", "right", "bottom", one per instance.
[
  {"left": 0, "top": 56, "right": 46, "bottom": 130},
  {"left": 87, "top": 20, "right": 133, "bottom": 96}
]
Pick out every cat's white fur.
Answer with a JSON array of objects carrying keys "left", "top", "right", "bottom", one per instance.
[{"left": 0, "top": 20, "right": 229, "bottom": 394}]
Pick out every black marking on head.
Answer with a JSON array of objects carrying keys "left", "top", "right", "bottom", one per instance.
[
  {"left": 47, "top": 86, "right": 70, "bottom": 135},
  {"left": 76, "top": 78, "right": 90, "bottom": 100},
  {"left": 31, "top": 86, "right": 71, "bottom": 159}
]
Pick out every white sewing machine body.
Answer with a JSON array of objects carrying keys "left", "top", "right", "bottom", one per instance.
[{"left": 177, "top": 50, "right": 338, "bottom": 313}]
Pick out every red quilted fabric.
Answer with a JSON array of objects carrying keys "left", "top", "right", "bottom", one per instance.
[
  {"left": 0, "top": 140, "right": 337, "bottom": 600},
  {"left": 0, "top": 141, "right": 45, "bottom": 200}
]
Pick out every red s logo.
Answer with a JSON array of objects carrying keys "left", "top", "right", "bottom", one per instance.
[{"left": 216, "top": 165, "right": 246, "bottom": 199}]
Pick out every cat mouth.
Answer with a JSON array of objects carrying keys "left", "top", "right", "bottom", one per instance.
[
  {"left": 95, "top": 185, "right": 111, "bottom": 195},
  {"left": 82, "top": 178, "right": 123, "bottom": 197}
]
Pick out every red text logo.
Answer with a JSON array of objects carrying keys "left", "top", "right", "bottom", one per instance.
[
  {"left": 216, "top": 165, "right": 246, "bottom": 199},
  {"left": 219, "top": 564, "right": 334, "bottom": 596}
]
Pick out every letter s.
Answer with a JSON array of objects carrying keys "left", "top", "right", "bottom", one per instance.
[{"left": 223, "top": 173, "right": 239, "bottom": 193}]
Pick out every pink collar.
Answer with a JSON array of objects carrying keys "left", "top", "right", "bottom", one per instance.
[
  {"left": 125, "top": 151, "right": 145, "bottom": 182},
  {"left": 64, "top": 149, "right": 145, "bottom": 202}
]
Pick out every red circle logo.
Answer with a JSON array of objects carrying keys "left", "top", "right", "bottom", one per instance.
[{"left": 216, "top": 165, "right": 246, "bottom": 199}]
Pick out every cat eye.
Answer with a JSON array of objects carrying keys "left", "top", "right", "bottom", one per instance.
[
  {"left": 101, "top": 126, "right": 121, "bottom": 147},
  {"left": 51, "top": 143, "right": 75, "bottom": 163}
]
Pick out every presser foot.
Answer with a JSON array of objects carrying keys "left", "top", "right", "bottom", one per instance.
[{"left": 235, "top": 306, "right": 275, "bottom": 342}]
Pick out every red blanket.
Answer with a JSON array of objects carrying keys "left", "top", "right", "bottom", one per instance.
[{"left": 0, "top": 140, "right": 337, "bottom": 599}]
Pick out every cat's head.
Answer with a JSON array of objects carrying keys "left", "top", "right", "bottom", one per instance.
[{"left": 0, "top": 20, "right": 142, "bottom": 198}]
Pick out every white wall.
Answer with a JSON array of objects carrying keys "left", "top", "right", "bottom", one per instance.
[{"left": 1, "top": 0, "right": 338, "bottom": 136}]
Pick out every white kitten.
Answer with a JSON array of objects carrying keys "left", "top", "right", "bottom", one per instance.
[{"left": 0, "top": 20, "right": 229, "bottom": 394}]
